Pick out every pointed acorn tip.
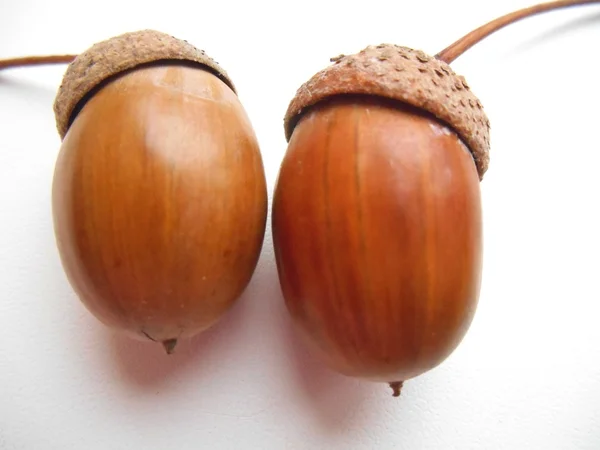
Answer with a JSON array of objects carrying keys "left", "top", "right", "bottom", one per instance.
[
  {"left": 389, "top": 381, "right": 404, "bottom": 397},
  {"left": 162, "top": 338, "right": 178, "bottom": 355}
]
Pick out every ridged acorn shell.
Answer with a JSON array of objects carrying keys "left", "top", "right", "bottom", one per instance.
[
  {"left": 283, "top": 44, "right": 490, "bottom": 179},
  {"left": 53, "top": 29, "right": 235, "bottom": 140}
]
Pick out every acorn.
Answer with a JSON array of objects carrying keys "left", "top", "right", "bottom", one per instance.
[
  {"left": 49, "top": 30, "right": 268, "bottom": 353},
  {"left": 271, "top": 0, "right": 598, "bottom": 395}
]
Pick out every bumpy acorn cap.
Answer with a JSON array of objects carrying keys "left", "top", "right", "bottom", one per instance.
[
  {"left": 284, "top": 44, "right": 490, "bottom": 179},
  {"left": 53, "top": 29, "right": 235, "bottom": 140}
]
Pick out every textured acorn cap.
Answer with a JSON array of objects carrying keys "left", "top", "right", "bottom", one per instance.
[
  {"left": 284, "top": 44, "right": 490, "bottom": 179},
  {"left": 53, "top": 29, "right": 235, "bottom": 140}
]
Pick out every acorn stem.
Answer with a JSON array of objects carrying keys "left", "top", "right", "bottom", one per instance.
[
  {"left": 0, "top": 54, "right": 76, "bottom": 70},
  {"left": 162, "top": 339, "right": 178, "bottom": 355},
  {"left": 389, "top": 381, "right": 404, "bottom": 397},
  {"left": 436, "top": 0, "right": 600, "bottom": 64}
]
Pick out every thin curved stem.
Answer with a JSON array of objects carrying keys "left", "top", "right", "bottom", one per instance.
[
  {"left": 436, "top": 0, "right": 600, "bottom": 64},
  {"left": 0, "top": 54, "right": 76, "bottom": 70}
]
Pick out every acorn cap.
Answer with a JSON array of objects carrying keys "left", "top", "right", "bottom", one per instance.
[
  {"left": 284, "top": 44, "right": 490, "bottom": 179},
  {"left": 53, "top": 29, "right": 235, "bottom": 140}
]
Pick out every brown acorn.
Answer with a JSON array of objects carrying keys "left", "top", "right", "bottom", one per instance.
[
  {"left": 271, "top": 0, "right": 597, "bottom": 395},
  {"left": 49, "top": 30, "right": 268, "bottom": 353},
  {"left": 273, "top": 44, "right": 486, "bottom": 396}
]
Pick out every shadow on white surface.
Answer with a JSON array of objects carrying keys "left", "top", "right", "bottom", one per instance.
[
  {"left": 278, "top": 299, "right": 380, "bottom": 433},
  {"left": 106, "top": 283, "right": 255, "bottom": 390},
  {"left": 500, "top": 11, "right": 600, "bottom": 60},
  {"left": 0, "top": 76, "right": 57, "bottom": 116}
]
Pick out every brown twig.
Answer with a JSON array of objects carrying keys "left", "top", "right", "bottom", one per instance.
[
  {"left": 436, "top": 0, "right": 600, "bottom": 64},
  {"left": 0, "top": 54, "right": 76, "bottom": 70}
]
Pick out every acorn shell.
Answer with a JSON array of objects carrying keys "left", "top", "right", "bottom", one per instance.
[
  {"left": 51, "top": 30, "right": 268, "bottom": 349},
  {"left": 283, "top": 44, "right": 491, "bottom": 179}
]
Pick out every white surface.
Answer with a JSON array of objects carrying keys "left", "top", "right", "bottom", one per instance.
[{"left": 1, "top": 0, "right": 600, "bottom": 448}]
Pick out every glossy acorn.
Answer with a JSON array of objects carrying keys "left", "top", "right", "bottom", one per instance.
[
  {"left": 272, "top": 44, "right": 489, "bottom": 395},
  {"left": 51, "top": 30, "right": 268, "bottom": 353}
]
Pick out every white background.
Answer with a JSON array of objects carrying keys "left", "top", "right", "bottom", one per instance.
[{"left": 1, "top": 0, "right": 600, "bottom": 448}]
